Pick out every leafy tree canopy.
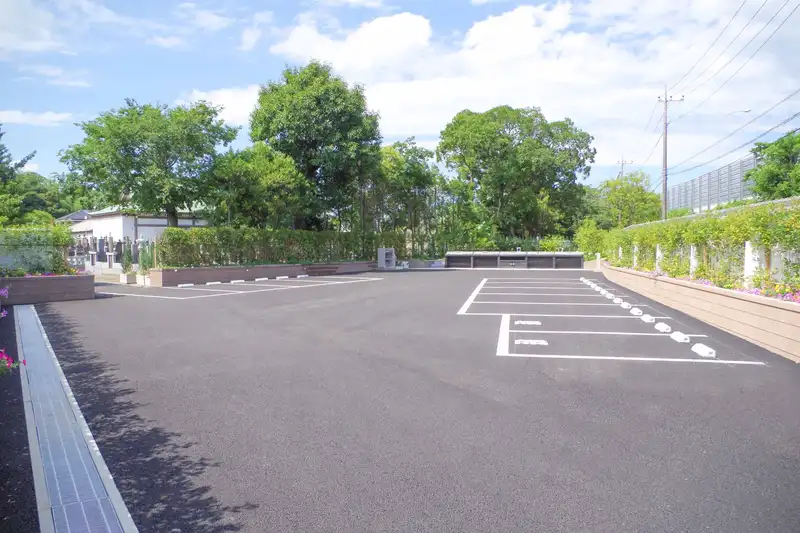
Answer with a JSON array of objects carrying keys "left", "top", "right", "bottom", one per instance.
[
  {"left": 747, "top": 131, "right": 800, "bottom": 200},
  {"left": 249, "top": 61, "right": 381, "bottom": 229},
  {"left": 61, "top": 98, "right": 238, "bottom": 226}
]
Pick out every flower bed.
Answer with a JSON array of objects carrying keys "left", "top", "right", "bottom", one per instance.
[{"left": 601, "top": 263, "right": 800, "bottom": 363}]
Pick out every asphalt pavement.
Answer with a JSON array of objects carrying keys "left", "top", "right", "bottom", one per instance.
[{"left": 35, "top": 270, "right": 800, "bottom": 533}]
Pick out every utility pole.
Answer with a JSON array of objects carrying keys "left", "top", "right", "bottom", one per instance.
[
  {"left": 617, "top": 157, "right": 634, "bottom": 178},
  {"left": 658, "top": 86, "right": 684, "bottom": 219}
]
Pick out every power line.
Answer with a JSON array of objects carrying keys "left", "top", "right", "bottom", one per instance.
[
  {"left": 687, "top": 0, "right": 794, "bottom": 96},
  {"left": 677, "top": 0, "right": 770, "bottom": 94},
  {"left": 670, "top": 85, "right": 800, "bottom": 169},
  {"left": 668, "top": 0, "right": 749, "bottom": 92},
  {"left": 672, "top": 1, "right": 800, "bottom": 124},
  {"left": 640, "top": 132, "right": 663, "bottom": 167},
  {"left": 669, "top": 112, "right": 800, "bottom": 176}
]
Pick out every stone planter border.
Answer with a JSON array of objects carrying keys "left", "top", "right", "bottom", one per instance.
[
  {"left": 0, "top": 275, "right": 95, "bottom": 305},
  {"left": 148, "top": 261, "right": 376, "bottom": 287},
  {"left": 601, "top": 263, "right": 800, "bottom": 363}
]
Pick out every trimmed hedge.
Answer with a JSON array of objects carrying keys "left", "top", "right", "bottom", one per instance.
[
  {"left": 0, "top": 225, "right": 73, "bottom": 275},
  {"left": 157, "top": 227, "right": 406, "bottom": 268}
]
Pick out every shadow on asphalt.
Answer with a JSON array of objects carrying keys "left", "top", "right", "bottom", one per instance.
[{"left": 36, "top": 304, "right": 258, "bottom": 533}]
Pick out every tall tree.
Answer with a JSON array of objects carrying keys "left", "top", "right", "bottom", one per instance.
[
  {"left": 437, "top": 106, "right": 595, "bottom": 238},
  {"left": 746, "top": 131, "right": 800, "bottom": 200},
  {"left": 211, "top": 145, "right": 310, "bottom": 228},
  {"left": 61, "top": 99, "right": 238, "bottom": 226},
  {"left": 249, "top": 61, "right": 382, "bottom": 230},
  {"left": 599, "top": 171, "right": 661, "bottom": 228},
  {"left": 0, "top": 124, "right": 35, "bottom": 184}
]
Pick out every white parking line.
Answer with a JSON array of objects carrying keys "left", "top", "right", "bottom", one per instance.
[
  {"left": 495, "top": 353, "right": 766, "bottom": 365},
  {"left": 474, "top": 301, "right": 644, "bottom": 306},
  {"left": 508, "top": 330, "right": 707, "bottom": 337},
  {"left": 480, "top": 292, "right": 631, "bottom": 297},
  {"left": 483, "top": 286, "right": 614, "bottom": 290},
  {"left": 96, "top": 292, "right": 187, "bottom": 300},
  {"left": 457, "top": 278, "right": 488, "bottom": 315},
  {"left": 465, "top": 312, "right": 672, "bottom": 318}
]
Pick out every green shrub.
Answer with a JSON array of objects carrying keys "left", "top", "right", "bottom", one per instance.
[
  {"left": 156, "top": 227, "right": 407, "bottom": 268},
  {"left": 122, "top": 245, "right": 133, "bottom": 273},
  {"left": 0, "top": 225, "right": 73, "bottom": 274}
]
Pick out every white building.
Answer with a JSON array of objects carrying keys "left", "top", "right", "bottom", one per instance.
[{"left": 64, "top": 205, "right": 208, "bottom": 242}]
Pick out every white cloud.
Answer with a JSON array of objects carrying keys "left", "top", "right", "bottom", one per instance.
[
  {"left": 318, "top": 0, "right": 384, "bottom": 7},
  {"left": 23, "top": 162, "right": 40, "bottom": 172},
  {"left": 262, "top": 0, "right": 800, "bottom": 173},
  {"left": 0, "top": 0, "right": 62, "bottom": 55},
  {"left": 19, "top": 65, "right": 91, "bottom": 87},
  {"left": 147, "top": 36, "right": 185, "bottom": 48},
  {"left": 178, "top": 86, "right": 260, "bottom": 126},
  {"left": 177, "top": 2, "right": 232, "bottom": 32},
  {"left": 239, "top": 11, "right": 274, "bottom": 52},
  {"left": 0, "top": 110, "right": 73, "bottom": 126}
]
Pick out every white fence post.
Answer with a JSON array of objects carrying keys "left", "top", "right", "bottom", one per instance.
[
  {"left": 633, "top": 245, "right": 638, "bottom": 268},
  {"left": 656, "top": 244, "right": 663, "bottom": 273},
  {"left": 743, "top": 241, "right": 761, "bottom": 288},
  {"left": 690, "top": 245, "right": 698, "bottom": 278}
]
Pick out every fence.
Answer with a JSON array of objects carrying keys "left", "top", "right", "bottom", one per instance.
[{"left": 667, "top": 154, "right": 758, "bottom": 213}]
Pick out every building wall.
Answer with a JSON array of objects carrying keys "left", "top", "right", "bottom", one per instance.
[{"left": 71, "top": 214, "right": 208, "bottom": 242}]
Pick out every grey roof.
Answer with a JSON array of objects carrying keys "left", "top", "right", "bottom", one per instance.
[{"left": 56, "top": 210, "right": 91, "bottom": 222}]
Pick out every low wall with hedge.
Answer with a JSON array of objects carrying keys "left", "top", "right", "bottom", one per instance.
[
  {"left": 602, "top": 264, "right": 800, "bottom": 363},
  {"left": 0, "top": 275, "right": 95, "bottom": 305}
]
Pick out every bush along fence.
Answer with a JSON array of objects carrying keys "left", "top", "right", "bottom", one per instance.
[
  {"left": 156, "top": 227, "right": 407, "bottom": 268},
  {"left": 0, "top": 225, "right": 75, "bottom": 277},
  {"left": 576, "top": 199, "right": 800, "bottom": 302}
]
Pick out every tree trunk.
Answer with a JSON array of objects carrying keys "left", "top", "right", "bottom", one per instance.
[{"left": 165, "top": 205, "right": 179, "bottom": 227}]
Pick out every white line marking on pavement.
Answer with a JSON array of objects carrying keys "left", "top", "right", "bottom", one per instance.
[
  {"left": 508, "top": 330, "right": 707, "bottom": 337},
  {"left": 515, "top": 339, "right": 548, "bottom": 346},
  {"left": 458, "top": 278, "right": 488, "bottom": 315},
  {"left": 464, "top": 312, "right": 672, "bottom": 319},
  {"left": 484, "top": 286, "right": 614, "bottom": 290},
  {"left": 495, "top": 353, "right": 766, "bottom": 365},
  {"left": 179, "top": 277, "right": 381, "bottom": 299},
  {"left": 496, "top": 314, "right": 510, "bottom": 356},
  {"left": 165, "top": 286, "right": 245, "bottom": 293},
  {"left": 96, "top": 291, "right": 188, "bottom": 299},
  {"left": 514, "top": 320, "right": 542, "bottom": 325},
  {"left": 487, "top": 278, "right": 585, "bottom": 280},
  {"left": 177, "top": 283, "right": 194, "bottom": 288},
  {"left": 474, "top": 301, "right": 646, "bottom": 306},
  {"left": 485, "top": 281, "right": 589, "bottom": 285},
  {"left": 480, "top": 292, "right": 628, "bottom": 297}
]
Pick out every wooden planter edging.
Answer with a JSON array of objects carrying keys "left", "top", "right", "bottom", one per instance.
[
  {"left": 601, "top": 263, "right": 800, "bottom": 363},
  {"left": 149, "top": 261, "right": 376, "bottom": 287},
  {"left": 0, "top": 275, "right": 95, "bottom": 305}
]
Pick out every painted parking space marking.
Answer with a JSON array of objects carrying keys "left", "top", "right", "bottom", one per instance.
[
  {"left": 96, "top": 276, "right": 382, "bottom": 300},
  {"left": 458, "top": 276, "right": 765, "bottom": 366},
  {"left": 508, "top": 330, "right": 707, "bottom": 337}
]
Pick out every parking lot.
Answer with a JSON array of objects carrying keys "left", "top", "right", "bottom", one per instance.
[{"left": 36, "top": 270, "right": 800, "bottom": 532}]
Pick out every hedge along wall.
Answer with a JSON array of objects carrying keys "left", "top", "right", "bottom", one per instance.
[
  {"left": 594, "top": 198, "right": 800, "bottom": 293},
  {"left": 157, "top": 227, "right": 407, "bottom": 268},
  {"left": 0, "top": 225, "right": 74, "bottom": 275}
]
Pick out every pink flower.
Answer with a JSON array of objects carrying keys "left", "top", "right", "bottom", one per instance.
[{"left": 22, "top": 359, "right": 26, "bottom": 366}]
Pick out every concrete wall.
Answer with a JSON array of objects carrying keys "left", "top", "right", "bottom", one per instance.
[
  {"left": 150, "top": 261, "right": 375, "bottom": 287},
  {"left": 0, "top": 275, "right": 94, "bottom": 305},
  {"left": 602, "top": 264, "right": 800, "bottom": 363}
]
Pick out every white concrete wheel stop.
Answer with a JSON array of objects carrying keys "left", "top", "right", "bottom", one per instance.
[
  {"left": 654, "top": 322, "right": 672, "bottom": 333},
  {"left": 640, "top": 314, "right": 655, "bottom": 323},
  {"left": 613, "top": 297, "right": 623, "bottom": 304},
  {"left": 620, "top": 302, "right": 632, "bottom": 310},
  {"left": 670, "top": 331, "right": 691, "bottom": 343},
  {"left": 630, "top": 307, "right": 643, "bottom": 316},
  {"left": 691, "top": 343, "right": 717, "bottom": 358}
]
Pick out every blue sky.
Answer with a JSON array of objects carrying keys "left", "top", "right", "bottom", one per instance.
[{"left": 2, "top": 0, "right": 798, "bottom": 190}]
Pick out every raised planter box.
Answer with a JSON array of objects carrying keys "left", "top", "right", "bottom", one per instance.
[
  {"left": 601, "top": 263, "right": 800, "bottom": 363},
  {"left": 0, "top": 275, "right": 95, "bottom": 305},
  {"left": 119, "top": 273, "right": 137, "bottom": 285},
  {"left": 149, "top": 261, "right": 376, "bottom": 287},
  {"left": 445, "top": 251, "right": 584, "bottom": 269}
]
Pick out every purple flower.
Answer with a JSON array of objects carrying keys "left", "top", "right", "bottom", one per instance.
[{"left": 0, "top": 309, "right": 7, "bottom": 319}]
